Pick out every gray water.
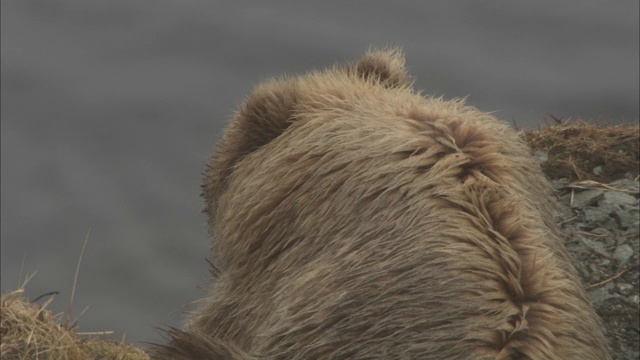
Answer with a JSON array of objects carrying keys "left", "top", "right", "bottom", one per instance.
[{"left": 2, "top": 1, "right": 638, "bottom": 346}]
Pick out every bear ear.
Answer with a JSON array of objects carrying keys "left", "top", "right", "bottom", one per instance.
[
  {"left": 351, "top": 48, "right": 411, "bottom": 88},
  {"left": 202, "top": 78, "right": 300, "bottom": 214}
]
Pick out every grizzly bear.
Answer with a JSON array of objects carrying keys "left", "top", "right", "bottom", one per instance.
[{"left": 152, "top": 50, "right": 610, "bottom": 359}]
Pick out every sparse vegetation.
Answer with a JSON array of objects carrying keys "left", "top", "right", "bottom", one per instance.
[
  {"left": 525, "top": 118, "right": 639, "bottom": 183},
  {"left": 1, "top": 286, "right": 149, "bottom": 360}
]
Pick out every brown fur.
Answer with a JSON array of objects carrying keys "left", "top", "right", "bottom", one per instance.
[{"left": 151, "top": 49, "right": 610, "bottom": 359}]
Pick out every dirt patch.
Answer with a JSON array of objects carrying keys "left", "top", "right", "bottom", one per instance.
[{"left": 525, "top": 119, "right": 639, "bottom": 183}]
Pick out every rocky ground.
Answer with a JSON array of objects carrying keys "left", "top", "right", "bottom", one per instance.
[
  {"left": 552, "top": 177, "right": 639, "bottom": 360},
  {"left": 527, "top": 121, "right": 639, "bottom": 360}
]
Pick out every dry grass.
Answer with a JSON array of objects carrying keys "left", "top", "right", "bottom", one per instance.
[
  {"left": 1, "top": 287, "right": 84, "bottom": 360},
  {"left": 524, "top": 119, "right": 639, "bottom": 183},
  {"left": 0, "top": 285, "right": 149, "bottom": 360}
]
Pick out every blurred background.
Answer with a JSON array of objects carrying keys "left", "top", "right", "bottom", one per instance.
[{"left": 2, "top": 0, "right": 638, "bottom": 346}]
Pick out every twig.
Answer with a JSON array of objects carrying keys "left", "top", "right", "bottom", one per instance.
[
  {"left": 587, "top": 268, "right": 632, "bottom": 289},
  {"left": 575, "top": 230, "right": 611, "bottom": 238},
  {"left": 566, "top": 180, "right": 639, "bottom": 195},
  {"left": 569, "top": 188, "right": 575, "bottom": 207},
  {"left": 559, "top": 215, "right": 578, "bottom": 225},
  {"left": 625, "top": 232, "right": 640, "bottom": 240},
  {"left": 569, "top": 156, "right": 581, "bottom": 179}
]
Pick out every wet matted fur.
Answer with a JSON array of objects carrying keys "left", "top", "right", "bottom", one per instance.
[{"left": 151, "top": 50, "right": 610, "bottom": 359}]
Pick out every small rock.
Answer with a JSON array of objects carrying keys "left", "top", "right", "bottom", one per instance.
[
  {"left": 532, "top": 150, "right": 548, "bottom": 163},
  {"left": 623, "top": 226, "right": 640, "bottom": 237},
  {"left": 581, "top": 237, "right": 611, "bottom": 258},
  {"left": 592, "top": 165, "right": 603, "bottom": 176},
  {"left": 571, "top": 189, "right": 604, "bottom": 208},
  {"left": 599, "top": 191, "right": 638, "bottom": 207},
  {"left": 609, "top": 179, "right": 640, "bottom": 193},
  {"left": 573, "top": 262, "right": 592, "bottom": 281},
  {"left": 617, "top": 283, "right": 635, "bottom": 296},
  {"left": 550, "top": 178, "right": 571, "bottom": 190},
  {"left": 590, "top": 227, "right": 612, "bottom": 236},
  {"left": 613, "top": 244, "right": 634, "bottom": 266},
  {"left": 555, "top": 202, "right": 576, "bottom": 223},
  {"left": 588, "top": 282, "right": 617, "bottom": 303},
  {"left": 612, "top": 208, "right": 640, "bottom": 231},
  {"left": 583, "top": 207, "right": 615, "bottom": 228},
  {"left": 589, "top": 263, "right": 603, "bottom": 277}
]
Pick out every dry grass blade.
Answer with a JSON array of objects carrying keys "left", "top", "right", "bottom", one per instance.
[
  {"left": 566, "top": 180, "right": 640, "bottom": 195},
  {"left": 67, "top": 229, "right": 91, "bottom": 327}
]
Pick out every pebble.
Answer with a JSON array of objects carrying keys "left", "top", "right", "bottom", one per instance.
[
  {"left": 532, "top": 150, "right": 548, "bottom": 163},
  {"left": 581, "top": 237, "right": 611, "bottom": 258},
  {"left": 571, "top": 189, "right": 604, "bottom": 208},
  {"left": 617, "top": 283, "right": 635, "bottom": 296},
  {"left": 588, "top": 282, "right": 617, "bottom": 303},
  {"left": 610, "top": 179, "right": 640, "bottom": 193},
  {"left": 550, "top": 178, "right": 570, "bottom": 190},
  {"left": 613, "top": 244, "right": 635, "bottom": 266},
  {"left": 583, "top": 207, "right": 614, "bottom": 229},
  {"left": 614, "top": 208, "right": 640, "bottom": 231},
  {"left": 592, "top": 165, "right": 603, "bottom": 176},
  {"left": 599, "top": 191, "right": 638, "bottom": 207},
  {"left": 590, "top": 227, "right": 612, "bottom": 236}
]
